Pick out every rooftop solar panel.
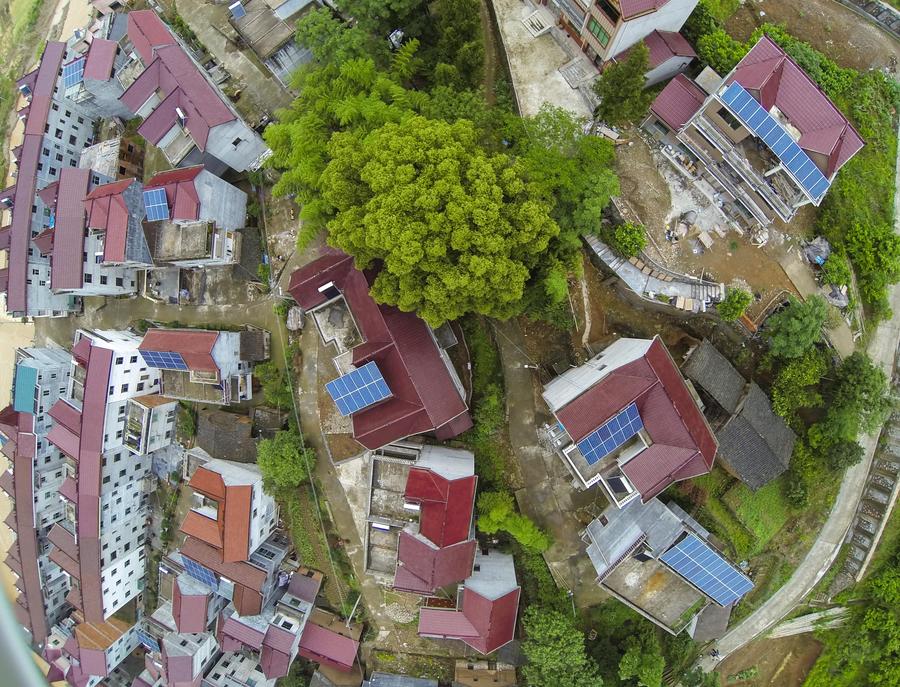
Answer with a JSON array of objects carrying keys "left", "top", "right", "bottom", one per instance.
[
  {"left": 229, "top": 1, "right": 246, "bottom": 18},
  {"left": 660, "top": 533, "right": 754, "bottom": 607},
  {"left": 720, "top": 82, "right": 830, "bottom": 203},
  {"left": 143, "top": 188, "right": 170, "bottom": 222},
  {"left": 576, "top": 402, "right": 643, "bottom": 466},
  {"left": 136, "top": 629, "right": 160, "bottom": 653},
  {"left": 325, "top": 361, "right": 391, "bottom": 416},
  {"left": 62, "top": 58, "right": 85, "bottom": 90},
  {"left": 140, "top": 349, "right": 189, "bottom": 371},
  {"left": 183, "top": 558, "right": 218, "bottom": 590}
]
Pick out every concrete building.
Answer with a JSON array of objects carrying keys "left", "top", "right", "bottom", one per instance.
[
  {"left": 3, "top": 42, "right": 99, "bottom": 317},
  {"left": 542, "top": 336, "right": 717, "bottom": 501},
  {"left": 79, "top": 136, "right": 145, "bottom": 180},
  {"left": 644, "top": 36, "right": 865, "bottom": 228},
  {"left": 0, "top": 347, "right": 73, "bottom": 649},
  {"left": 288, "top": 251, "right": 471, "bottom": 451},
  {"left": 138, "top": 328, "right": 270, "bottom": 405},
  {"left": 548, "top": 0, "right": 698, "bottom": 67}
]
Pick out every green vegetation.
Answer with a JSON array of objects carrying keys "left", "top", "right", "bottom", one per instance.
[
  {"left": 722, "top": 481, "right": 790, "bottom": 553},
  {"left": 268, "top": 5, "right": 618, "bottom": 326},
  {"left": 805, "top": 536, "right": 900, "bottom": 685},
  {"left": 685, "top": 13, "right": 900, "bottom": 321},
  {"left": 593, "top": 40, "right": 653, "bottom": 126},
  {"left": 254, "top": 360, "right": 293, "bottom": 410},
  {"left": 257, "top": 429, "right": 315, "bottom": 490},
  {"left": 764, "top": 296, "right": 827, "bottom": 360},
  {"left": 256, "top": 262, "right": 270, "bottom": 284},
  {"left": 522, "top": 607, "right": 603, "bottom": 687},
  {"left": 176, "top": 401, "right": 197, "bottom": 440},
  {"left": 600, "top": 222, "right": 647, "bottom": 258},
  {"left": 477, "top": 491, "right": 551, "bottom": 553},
  {"left": 717, "top": 287, "right": 752, "bottom": 321},
  {"left": 771, "top": 348, "right": 827, "bottom": 428},
  {"left": 820, "top": 250, "right": 852, "bottom": 288}
]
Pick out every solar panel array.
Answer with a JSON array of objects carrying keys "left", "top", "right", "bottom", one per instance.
[
  {"left": 143, "top": 188, "right": 170, "bottom": 221},
  {"left": 183, "top": 557, "right": 218, "bottom": 590},
  {"left": 576, "top": 402, "right": 644, "bottom": 466},
  {"left": 229, "top": 1, "right": 247, "bottom": 18},
  {"left": 140, "top": 349, "right": 189, "bottom": 371},
  {"left": 660, "top": 533, "right": 754, "bottom": 606},
  {"left": 136, "top": 629, "right": 160, "bottom": 653},
  {"left": 325, "top": 361, "right": 391, "bottom": 416},
  {"left": 62, "top": 58, "right": 85, "bottom": 89},
  {"left": 720, "top": 82, "right": 831, "bottom": 202}
]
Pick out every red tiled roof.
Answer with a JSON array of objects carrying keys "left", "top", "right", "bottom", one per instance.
[
  {"left": 620, "top": 0, "right": 670, "bottom": 19},
  {"left": 298, "top": 623, "right": 359, "bottom": 672},
  {"left": 83, "top": 178, "right": 136, "bottom": 263},
  {"left": 260, "top": 645, "right": 292, "bottom": 680},
  {"left": 83, "top": 39, "right": 117, "bottom": 81},
  {"left": 32, "top": 228, "right": 54, "bottom": 255},
  {"left": 221, "top": 615, "right": 265, "bottom": 650},
  {"left": 287, "top": 570, "right": 323, "bottom": 603},
  {"left": 5, "top": 43, "right": 66, "bottom": 314},
  {"left": 288, "top": 251, "right": 470, "bottom": 449},
  {"left": 140, "top": 329, "right": 219, "bottom": 372},
  {"left": 404, "top": 468, "right": 476, "bottom": 548},
  {"left": 644, "top": 30, "right": 696, "bottom": 67},
  {"left": 120, "top": 41, "right": 235, "bottom": 151},
  {"left": 59, "top": 476, "right": 77, "bottom": 503},
  {"left": 48, "top": 399, "right": 82, "bottom": 434},
  {"left": 51, "top": 168, "right": 91, "bottom": 291},
  {"left": 728, "top": 36, "right": 864, "bottom": 177},
  {"left": 393, "top": 532, "right": 476, "bottom": 595},
  {"left": 418, "top": 586, "right": 520, "bottom": 655},
  {"left": 127, "top": 10, "right": 176, "bottom": 64},
  {"left": 144, "top": 165, "right": 202, "bottom": 221},
  {"left": 37, "top": 181, "right": 59, "bottom": 206},
  {"left": 650, "top": 73, "right": 707, "bottom": 131},
  {"left": 180, "top": 536, "right": 266, "bottom": 616},
  {"left": 555, "top": 337, "right": 716, "bottom": 500}
]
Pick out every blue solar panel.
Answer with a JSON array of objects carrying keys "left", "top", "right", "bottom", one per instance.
[
  {"left": 720, "top": 82, "right": 830, "bottom": 203},
  {"left": 229, "top": 1, "right": 246, "bottom": 18},
  {"left": 660, "top": 534, "right": 754, "bottom": 606},
  {"left": 140, "top": 349, "right": 189, "bottom": 371},
  {"left": 183, "top": 558, "right": 218, "bottom": 589},
  {"left": 136, "top": 629, "right": 160, "bottom": 653},
  {"left": 142, "top": 188, "right": 170, "bottom": 222},
  {"left": 62, "top": 58, "right": 85, "bottom": 89},
  {"left": 576, "top": 402, "right": 643, "bottom": 466},
  {"left": 325, "top": 361, "right": 391, "bottom": 416}
]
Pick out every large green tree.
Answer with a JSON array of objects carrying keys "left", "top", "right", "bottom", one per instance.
[
  {"left": 619, "top": 629, "right": 666, "bottom": 687},
  {"left": 764, "top": 295, "right": 827, "bottom": 360},
  {"left": 522, "top": 607, "right": 603, "bottom": 687},
  {"left": 477, "top": 491, "right": 551, "bottom": 552},
  {"left": 593, "top": 40, "right": 652, "bottom": 125},
  {"left": 320, "top": 115, "right": 560, "bottom": 325},
  {"left": 771, "top": 348, "right": 828, "bottom": 423},
  {"left": 433, "top": 0, "right": 483, "bottom": 89},
  {"left": 257, "top": 430, "right": 315, "bottom": 491},
  {"left": 295, "top": 7, "right": 386, "bottom": 66}
]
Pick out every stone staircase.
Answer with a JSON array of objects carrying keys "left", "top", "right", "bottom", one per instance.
[{"left": 522, "top": 9, "right": 553, "bottom": 38}]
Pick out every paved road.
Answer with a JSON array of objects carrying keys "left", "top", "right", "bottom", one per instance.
[{"left": 698, "top": 122, "right": 900, "bottom": 672}]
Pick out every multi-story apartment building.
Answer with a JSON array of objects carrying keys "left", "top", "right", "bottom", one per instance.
[
  {"left": 645, "top": 36, "right": 865, "bottom": 227},
  {"left": 548, "top": 0, "right": 699, "bottom": 67},
  {"left": 0, "top": 347, "right": 73, "bottom": 649},
  {"left": 138, "top": 328, "right": 270, "bottom": 405},
  {"left": 3, "top": 42, "right": 99, "bottom": 317},
  {"left": 39, "top": 329, "right": 179, "bottom": 686}
]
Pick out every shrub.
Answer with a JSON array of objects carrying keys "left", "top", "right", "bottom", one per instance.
[
  {"left": 820, "top": 250, "right": 853, "bottom": 288},
  {"left": 717, "top": 287, "right": 752, "bottom": 321},
  {"left": 257, "top": 430, "right": 315, "bottom": 490},
  {"left": 477, "top": 491, "right": 552, "bottom": 553},
  {"left": 600, "top": 222, "right": 647, "bottom": 258}
]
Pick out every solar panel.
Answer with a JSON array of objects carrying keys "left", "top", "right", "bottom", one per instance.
[
  {"left": 142, "top": 188, "right": 170, "bottom": 222},
  {"left": 719, "top": 82, "right": 830, "bottom": 203},
  {"left": 183, "top": 558, "right": 218, "bottom": 590},
  {"left": 136, "top": 629, "right": 160, "bottom": 653},
  {"left": 660, "top": 534, "right": 754, "bottom": 606},
  {"left": 325, "top": 361, "right": 391, "bottom": 416},
  {"left": 140, "top": 349, "right": 189, "bottom": 371},
  {"left": 229, "top": 1, "right": 246, "bottom": 18},
  {"left": 62, "top": 58, "right": 85, "bottom": 89},
  {"left": 576, "top": 402, "right": 643, "bottom": 466}
]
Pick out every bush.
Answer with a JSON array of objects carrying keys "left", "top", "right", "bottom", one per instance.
[
  {"left": 257, "top": 430, "right": 315, "bottom": 490},
  {"left": 477, "top": 491, "right": 552, "bottom": 553},
  {"left": 820, "top": 250, "right": 853, "bottom": 288},
  {"left": 764, "top": 296, "right": 827, "bottom": 360},
  {"left": 257, "top": 262, "right": 271, "bottom": 283},
  {"left": 600, "top": 222, "right": 647, "bottom": 258},
  {"left": 717, "top": 287, "right": 752, "bottom": 321},
  {"left": 255, "top": 361, "right": 293, "bottom": 409}
]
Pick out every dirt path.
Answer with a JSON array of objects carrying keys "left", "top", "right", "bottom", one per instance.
[
  {"left": 480, "top": 0, "right": 498, "bottom": 103},
  {"left": 727, "top": 0, "right": 900, "bottom": 71}
]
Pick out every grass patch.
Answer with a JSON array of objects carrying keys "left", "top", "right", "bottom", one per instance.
[
  {"left": 369, "top": 651, "right": 454, "bottom": 682},
  {"left": 701, "top": 496, "right": 756, "bottom": 560},
  {"left": 730, "top": 554, "right": 793, "bottom": 624},
  {"left": 723, "top": 479, "right": 790, "bottom": 554},
  {"left": 704, "top": 0, "right": 740, "bottom": 22}
]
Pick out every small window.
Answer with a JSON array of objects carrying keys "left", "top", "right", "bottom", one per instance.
[
  {"left": 231, "top": 137, "right": 243, "bottom": 147},
  {"left": 121, "top": 383, "right": 129, "bottom": 392}
]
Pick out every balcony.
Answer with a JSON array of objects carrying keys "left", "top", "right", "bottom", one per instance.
[{"left": 553, "top": 0, "right": 587, "bottom": 26}]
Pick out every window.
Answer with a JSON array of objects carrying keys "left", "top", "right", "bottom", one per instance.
[
  {"left": 136, "top": 382, "right": 144, "bottom": 391},
  {"left": 717, "top": 107, "right": 742, "bottom": 130},
  {"left": 121, "top": 383, "right": 128, "bottom": 393},
  {"left": 55, "top": 153, "right": 63, "bottom": 161},
  {"left": 84, "top": 273, "right": 92, "bottom": 283},
  {"left": 231, "top": 137, "right": 243, "bottom": 147},
  {"left": 102, "top": 475, "right": 111, "bottom": 484},
  {"left": 64, "top": 110, "right": 71, "bottom": 117},
  {"left": 587, "top": 18, "right": 610, "bottom": 47},
  {"left": 77, "top": 116, "right": 84, "bottom": 124},
  {"left": 99, "top": 275, "right": 107, "bottom": 285},
  {"left": 130, "top": 355, "right": 137, "bottom": 363},
  {"left": 115, "top": 357, "right": 123, "bottom": 364},
  {"left": 116, "top": 277, "right": 124, "bottom": 287},
  {"left": 51, "top": 103, "right": 59, "bottom": 112},
  {"left": 54, "top": 129, "right": 62, "bottom": 139},
  {"left": 68, "top": 135, "right": 77, "bottom": 145}
]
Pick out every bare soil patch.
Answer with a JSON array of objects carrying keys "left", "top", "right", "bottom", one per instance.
[{"left": 715, "top": 635, "right": 823, "bottom": 687}]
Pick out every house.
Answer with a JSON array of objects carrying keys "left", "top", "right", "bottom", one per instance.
[
  {"left": 288, "top": 250, "right": 471, "bottom": 451},
  {"left": 644, "top": 36, "right": 865, "bottom": 228},
  {"left": 141, "top": 165, "right": 247, "bottom": 268},
  {"left": 79, "top": 137, "right": 145, "bottom": 180},
  {"left": 611, "top": 29, "right": 696, "bottom": 86},
  {"left": 40, "top": 329, "right": 183, "bottom": 684},
  {"left": 582, "top": 497, "right": 752, "bottom": 634},
  {"left": 0, "top": 348, "right": 73, "bottom": 649},
  {"left": 138, "top": 327, "right": 270, "bottom": 404},
  {"left": 196, "top": 408, "right": 258, "bottom": 463},
  {"left": 542, "top": 336, "right": 717, "bottom": 502},
  {"left": 116, "top": 11, "right": 271, "bottom": 172},
  {"left": 3, "top": 42, "right": 99, "bottom": 317},
  {"left": 418, "top": 549, "right": 521, "bottom": 654},
  {"left": 228, "top": 0, "right": 317, "bottom": 86},
  {"left": 683, "top": 341, "right": 796, "bottom": 489},
  {"left": 548, "top": 0, "right": 699, "bottom": 68},
  {"left": 82, "top": 176, "right": 154, "bottom": 269},
  {"left": 454, "top": 660, "right": 518, "bottom": 687},
  {"left": 298, "top": 608, "right": 363, "bottom": 675}
]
